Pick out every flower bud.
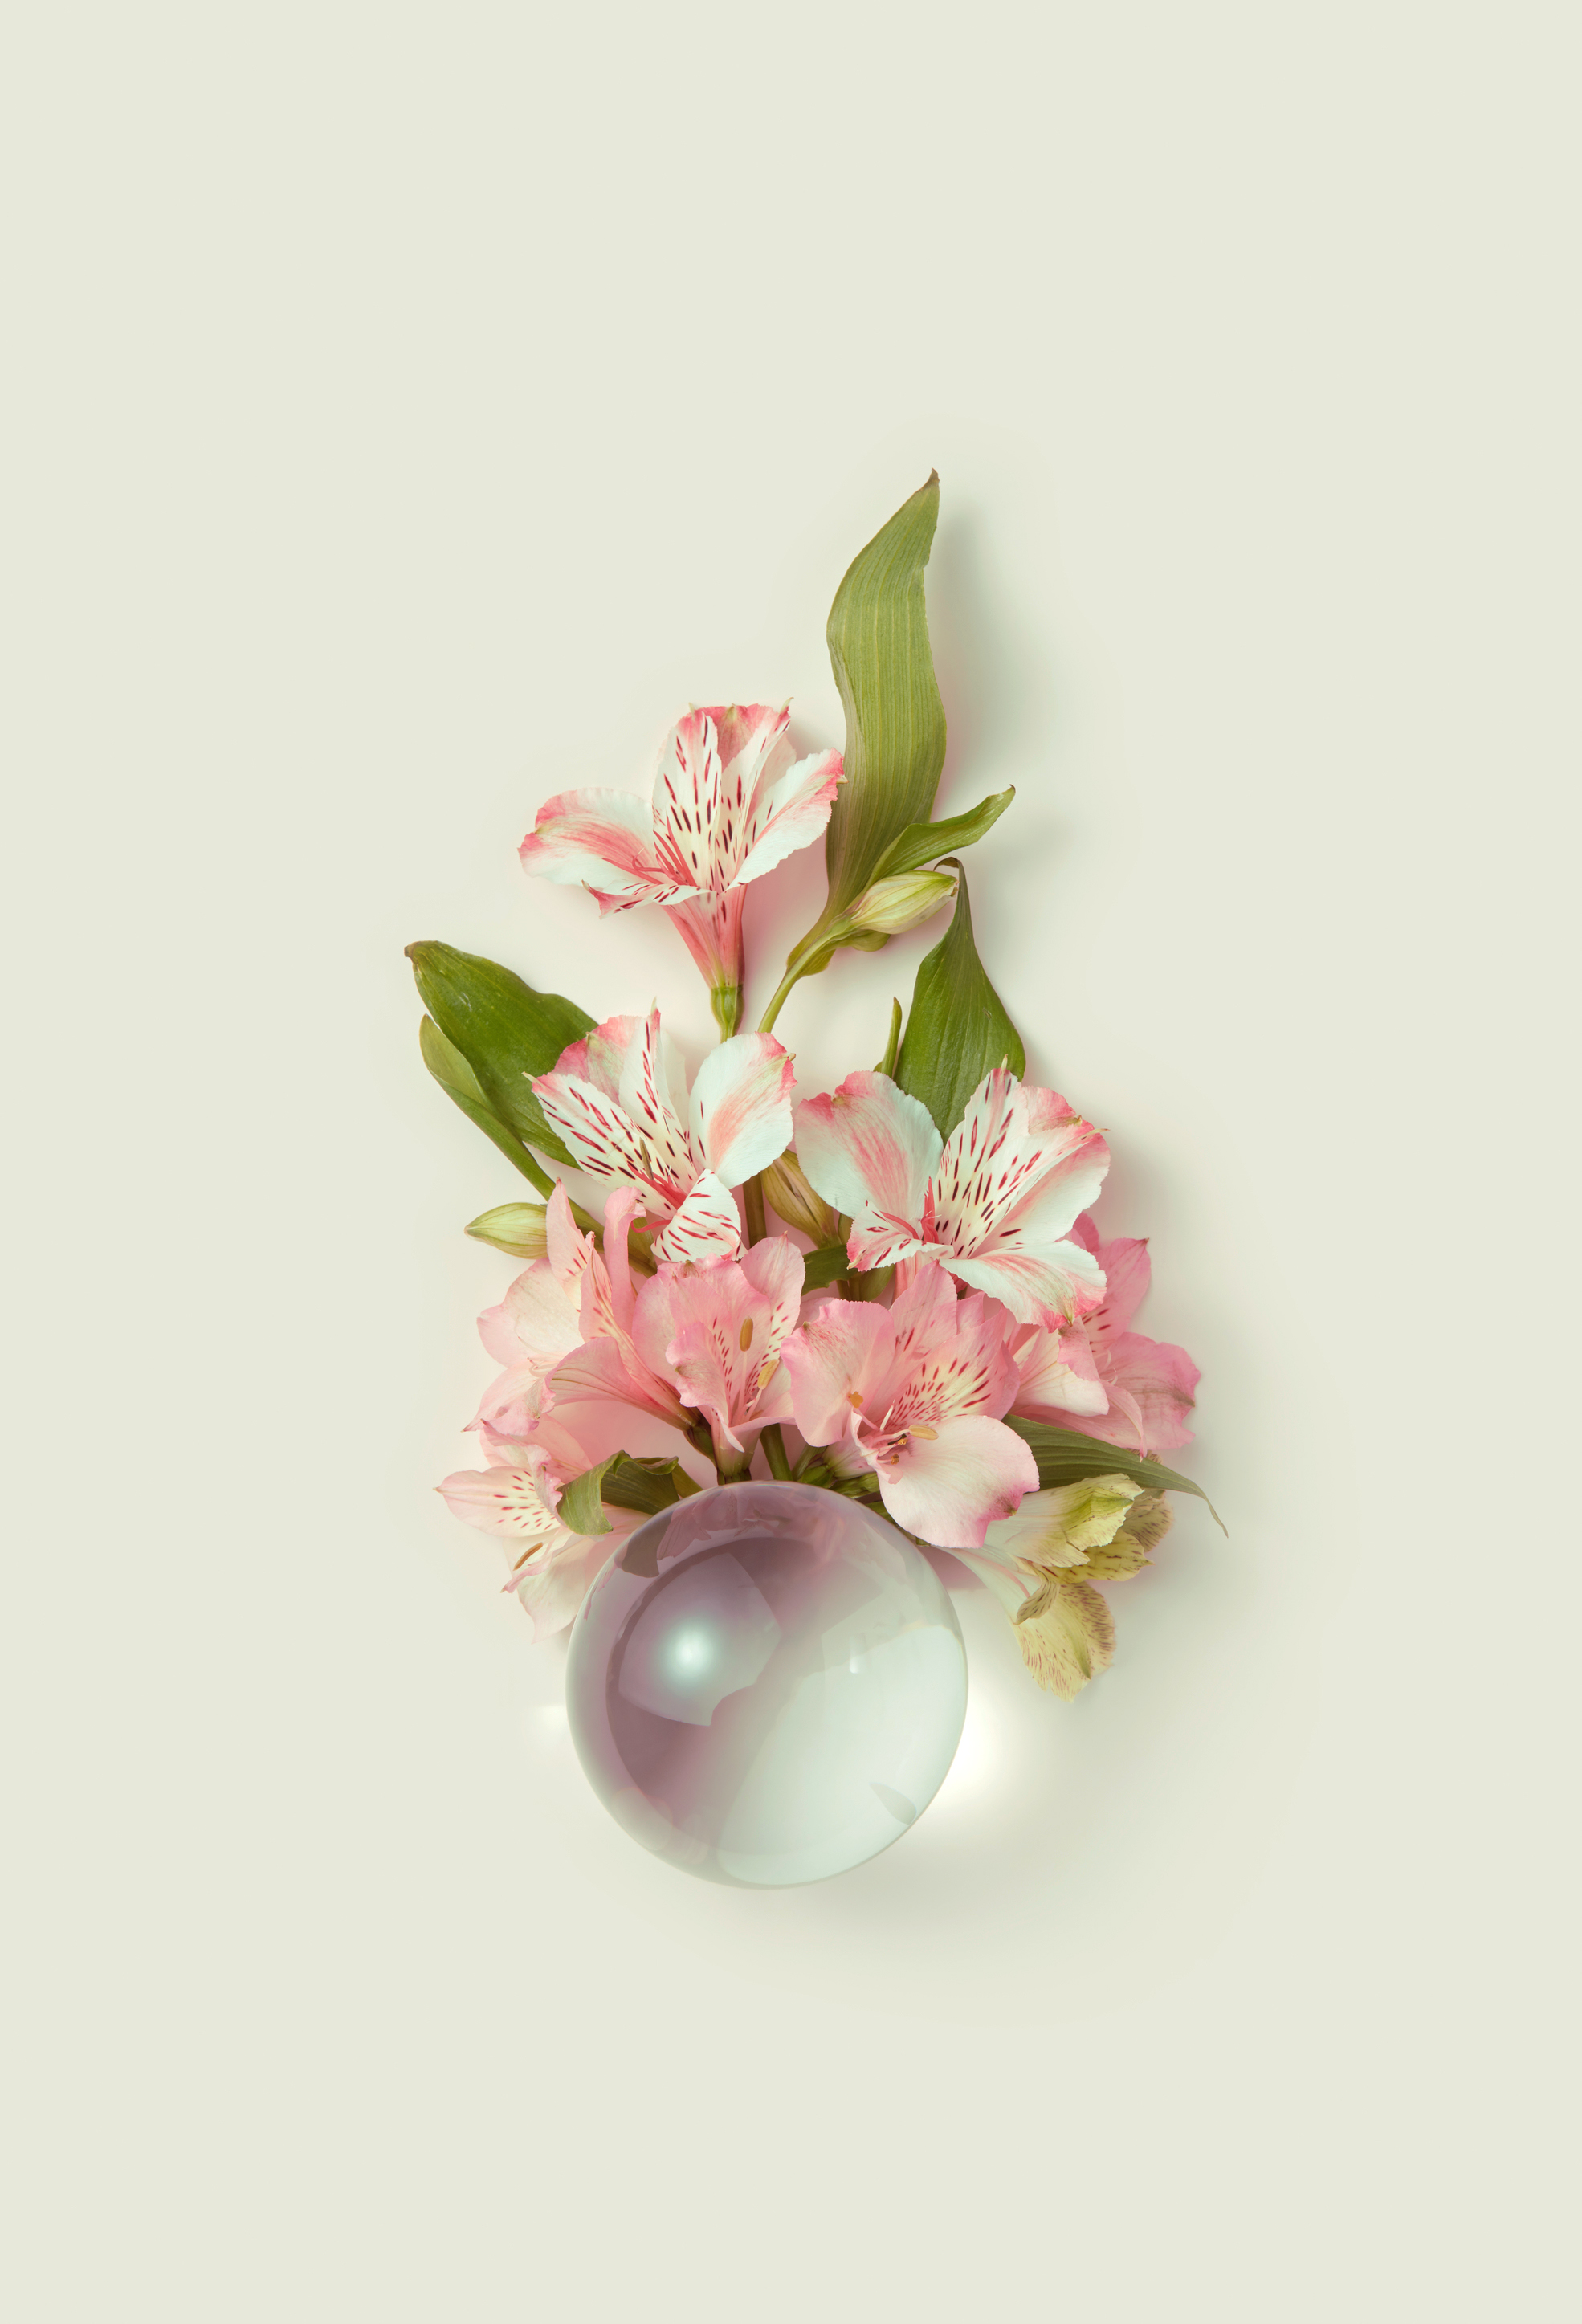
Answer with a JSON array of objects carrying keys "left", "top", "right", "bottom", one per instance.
[
  {"left": 842, "top": 868, "right": 957, "bottom": 938},
  {"left": 760, "top": 1151, "right": 839, "bottom": 1245},
  {"left": 464, "top": 1202, "right": 549, "bottom": 1259}
]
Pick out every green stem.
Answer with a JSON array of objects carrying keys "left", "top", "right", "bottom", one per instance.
[
  {"left": 743, "top": 1173, "right": 768, "bottom": 1245},
  {"left": 756, "top": 965, "right": 804, "bottom": 1036},
  {"left": 760, "top": 1424, "right": 793, "bottom": 1481}
]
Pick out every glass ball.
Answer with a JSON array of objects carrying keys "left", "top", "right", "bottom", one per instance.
[{"left": 565, "top": 1480, "right": 968, "bottom": 1887}]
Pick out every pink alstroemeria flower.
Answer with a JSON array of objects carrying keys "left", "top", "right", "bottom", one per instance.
[
  {"left": 631, "top": 1239, "right": 803, "bottom": 1473},
  {"left": 533, "top": 1008, "right": 793, "bottom": 1264},
  {"left": 793, "top": 1066, "right": 1111, "bottom": 1327},
  {"left": 520, "top": 706, "right": 842, "bottom": 1034},
  {"left": 439, "top": 1413, "right": 640, "bottom": 1641},
  {"left": 1013, "top": 1213, "right": 1200, "bottom": 1458},
  {"left": 780, "top": 1262, "right": 1038, "bottom": 1549}
]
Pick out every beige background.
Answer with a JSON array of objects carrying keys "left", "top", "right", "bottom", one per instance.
[{"left": 4, "top": 4, "right": 1576, "bottom": 2318}]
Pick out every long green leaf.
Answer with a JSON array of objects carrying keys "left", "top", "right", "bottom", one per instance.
[
  {"left": 418, "top": 1017, "right": 551, "bottom": 1191},
  {"left": 795, "top": 474, "right": 947, "bottom": 965},
  {"left": 1006, "top": 1419, "right": 1224, "bottom": 1531},
  {"left": 893, "top": 864, "right": 1025, "bottom": 1135},
  {"left": 406, "top": 940, "right": 594, "bottom": 1168},
  {"left": 868, "top": 787, "right": 1015, "bottom": 884}
]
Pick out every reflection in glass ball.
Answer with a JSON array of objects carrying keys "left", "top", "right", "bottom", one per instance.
[{"left": 565, "top": 1482, "right": 968, "bottom": 1887}]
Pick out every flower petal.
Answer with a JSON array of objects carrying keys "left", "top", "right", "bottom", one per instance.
[
  {"left": 948, "top": 1239, "right": 1107, "bottom": 1327},
  {"left": 439, "top": 1451, "right": 561, "bottom": 1542},
  {"left": 519, "top": 787, "right": 666, "bottom": 898},
  {"left": 733, "top": 745, "right": 845, "bottom": 887},
  {"left": 692, "top": 1033, "right": 795, "bottom": 1186},
  {"left": 649, "top": 711, "right": 728, "bottom": 891},
  {"left": 875, "top": 1414, "right": 1038, "bottom": 1549},
  {"left": 1014, "top": 1577, "right": 1115, "bottom": 1698},
  {"left": 780, "top": 1298, "right": 894, "bottom": 1445},
  {"left": 1064, "top": 1330, "right": 1200, "bottom": 1455},
  {"left": 794, "top": 1070, "right": 941, "bottom": 1231},
  {"left": 652, "top": 1171, "right": 743, "bottom": 1263},
  {"left": 617, "top": 1008, "right": 698, "bottom": 1193},
  {"left": 1009, "top": 1321, "right": 1109, "bottom": 1421}
]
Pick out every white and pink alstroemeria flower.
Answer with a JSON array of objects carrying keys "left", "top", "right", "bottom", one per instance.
[
  {"left": 779, "top": 1262, "right": 1038, "bottom": 1549},
  {"left": 793, "top": 1066, "right": 1111, "bottom": 1327},
  {"left": 1013, "top": 1213, "right": 1200, "bottom": 1458},
  {"left": 439, "top": 1413, "right": 640, "bottom": 1641},
  {"left": 632, "top": 1239, "right": 803, "bottom": 1470},
  {"left": 532, "top": 1008, "right": 793, "bottom": 1264},
  {"left": 519, "top": 706, "right": 842, "bottom": 1032}
]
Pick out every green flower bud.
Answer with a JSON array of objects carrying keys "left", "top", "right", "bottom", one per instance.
[{"left": 464, "top": 1202, "right": 549, "bottom": 1258}]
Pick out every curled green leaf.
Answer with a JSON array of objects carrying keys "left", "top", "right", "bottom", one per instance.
[{"left": 867, "top": 786, "right": 1015, "bottom": 885}]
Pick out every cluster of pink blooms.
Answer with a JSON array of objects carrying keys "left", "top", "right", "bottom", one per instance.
[{"left": 441, "top": 704, "right": 1197, "bottom": 1637}]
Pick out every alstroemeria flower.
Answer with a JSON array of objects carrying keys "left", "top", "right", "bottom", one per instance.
[
  {"left": 1010, "top": 1213, "right": 1199, "bottom": 1458},
  {"left": 632, "top": 1239, "right": 803, "bottom": 1468},
  {"left": 533, "top": 1008, "right": 793, "bottom": 1263},
  {"left": 519, "top": 706, "right": 842, "bottom": 1034},
  {"left": 780, "top": 1262, "right": 1038, "bottom": 1549},
  {"left": 439, "top": 1413, "right": 640, "bottom": 1641},
  {"left": 793, "top": 1066, "right": 1110, "bottom": 1327}
]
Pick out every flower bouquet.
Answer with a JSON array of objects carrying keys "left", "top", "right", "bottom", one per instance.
[{"left": 409, "top": 475, "right": 1212, "bottom": 1882}]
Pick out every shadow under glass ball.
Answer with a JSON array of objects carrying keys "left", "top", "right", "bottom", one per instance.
[{"left": 565, "top": 1482, "right": 968, "bottom": 1887}]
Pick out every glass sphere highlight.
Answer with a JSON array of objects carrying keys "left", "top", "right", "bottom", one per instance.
[{"left": 565, "top": 1481, "right": 968, "bottom": 1886}]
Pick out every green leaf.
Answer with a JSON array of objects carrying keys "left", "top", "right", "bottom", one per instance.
[
  {"left": 796, "top": 473, "right": 947, "bottom": 963},
  {"left": 893, "top": 863, "right": 1025, "bottom": 1136},
  {"left": 876, "top": 997, "right": 902, "bottom": 1077},
  {"left": 558, "top": 1452, "right": 703, "bottom": 1537},
  {"left": 406, "top": 940, "right": 594, "bottom": 1168},
  {"left": 801, "top": 1243, "right": 854, "bottom": 1290},
  {"left": 868, "top": 787, "right": 1015, "bottom": 885},
  {"left": 418, "top": 1017, "right": 551, "bottom": 1191},
  {"left": 557, "top": 1457, "right": 621, "bottom": 1536},
  {"left": 1006, "top": 1419, "right": 1224, "bottom": 1531}
]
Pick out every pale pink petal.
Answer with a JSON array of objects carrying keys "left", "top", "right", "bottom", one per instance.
[
  {"left": 511, "top": 1533, "right": 615, "bottom": 1641},
  {"left": 948, "top": 1240, "right": 1107, "bottom": 1327},
  {"left": 875, "top": 1415, "right": 1039, "bottom": 1549},
  {"left": 544, "top": 1181, "right": 593, "bottom": 1280},
  {"left": 1065, "top": 1330, "right": 1200, "bottom": 1456},
  {"left": 519, "top": 788, "right": 667, "bottom": 899},
  {"left": 732, "top": 745, "right": 845, "bottom": 887},
  {"left": 794, "top": 1071, "right": 942, "bottom": 1230},
  {"left": 546, "top": 1334, "right": 691, "bottom": 1431},
  {"left": 439, "top": 1453, "right": 561, "bottom": 1542},
  {"left": 1079, "top": 1225, "right": 1152, "bottom": 1337},
  {"left": 552, "top": 1015, "right": 644, "bottom": 1102},
  {"left": 988, "top": 1126, "right": 1111, "bottom": 1246},
  {"left": 692, "top": 1033, "right": 795, "bottom": 1186},
  {"left": 1010, "top": 1321, "right": 1110, "bottom": 1421},
  {"left": 652, "top": 1171, "right": 743, "bottom": 1263},
  {"left": 879, "top": 1281, "right": 1023, "bottom": 1429},
  {"left": 477, "top": 1260, "right": 584, "bottom": 1375},
  {"left": 713, "top": 702, "right": 791, "bottom": 781},
  {"left": 780, "top": 1299, "right": 895, "bottom": 1445}
]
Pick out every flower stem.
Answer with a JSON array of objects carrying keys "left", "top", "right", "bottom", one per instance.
[
  {"left": 760, "top": 1425, "right": 793, "bottom": 1481},
  {"left": 743, "top": 1174, "right": 768, "bottom": 1245}
]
